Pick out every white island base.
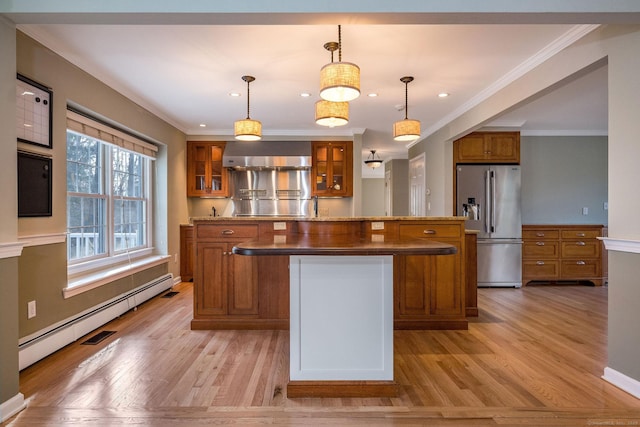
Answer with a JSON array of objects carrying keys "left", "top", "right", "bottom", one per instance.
[{"left": 288, "top": 255, "right": 397, "bottom": 397}]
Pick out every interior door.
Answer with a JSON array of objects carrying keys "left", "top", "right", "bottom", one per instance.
[{"left": 409, "top": 153, "right": 426, "bottom": 217}]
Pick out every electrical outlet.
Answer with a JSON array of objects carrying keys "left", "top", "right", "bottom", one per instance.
[
  {"left": 604, "top": 202, "right": 608, "bottom": 210},
  {"left": 273, "top": 222, "right": 287, "bottom": 230},
  {"left": 28, "top": 300, "right": 36, "bottom": 319},
  {"left": 582, "top": 207, "right": 589, "bottom": 215},
  {"left": 371, "top": 222, "right": 384, "bottom": 230}
]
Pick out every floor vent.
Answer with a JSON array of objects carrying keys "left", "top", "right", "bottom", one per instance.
[
  {"left": 162, "top": 291, "right": 179, "bottom": 298},
  {"left": 81, "top": 330, "right": 116, "bottom": 345}
]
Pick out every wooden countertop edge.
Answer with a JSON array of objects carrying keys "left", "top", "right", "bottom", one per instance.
[
  {"left": 232, "top": 237, "right": 457, "bottom": 256},
  {"left": 190, "top": 216, "right": 467, "bottom": 223}
]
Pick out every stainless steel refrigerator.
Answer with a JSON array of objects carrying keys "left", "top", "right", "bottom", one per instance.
[{"left": 456, "top": 165, "right": 522, "bottom": 288}]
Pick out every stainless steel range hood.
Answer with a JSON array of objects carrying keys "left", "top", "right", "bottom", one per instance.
[{"left": 223, "top": 140, "right": 312, "bottom": 169}]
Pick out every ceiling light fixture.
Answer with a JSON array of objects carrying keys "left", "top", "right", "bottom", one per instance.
[
  {"left": 319, "top": 25, "right": 360, "bottom": 103},
  {"left": 234, "top": 75, "right": 262, "bottom": 141},
  {"left": 364, "top": 150, "right": 383, "bottom": 169},
  {"left": 315, "top": 100, "right": 349, "bottom": 127},
  {"left": 315, "top": 41, "right": 349, "bottom": 127},
  {"left": 393, "top": 76, "right": 421, "bottom": 142}
]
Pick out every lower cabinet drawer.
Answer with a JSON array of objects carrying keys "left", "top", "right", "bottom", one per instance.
[
  {"left": 523, "top": 260, "right": 559, "bottom": 279},
  {"left": 561, "top": 259, "right": 600, "bottom": 278},
  {"left": 561, "top": 241, "right": 600, "bottom": 258},
  {"left": 399, "top": 224, "right": 461, "bottom": 239},
  {"left": 523, "top": 241, "right": 559, "bottom": 258}
]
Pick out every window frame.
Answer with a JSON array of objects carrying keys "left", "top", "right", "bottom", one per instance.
[{"left": 66, "top": 125, "right": 155, "bottom": 278}]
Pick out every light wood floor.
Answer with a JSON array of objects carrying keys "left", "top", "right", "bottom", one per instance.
[{"left": 5, "top": 282, "right": 640, "bottom": 426}]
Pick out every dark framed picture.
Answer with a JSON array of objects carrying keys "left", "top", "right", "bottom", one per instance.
[
  {"left": 16, "top": 74, "right": 53, "bottom": 149},
  {"left": 18, "top": 151, "right": 52, "bottom": 217}
]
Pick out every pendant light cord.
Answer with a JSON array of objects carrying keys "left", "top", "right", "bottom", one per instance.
[
  {"left": 338, "top": 25, "right": 342, "bottom": 62},
  {"left": 246, "top": 79, "right": 251, "bottom": 119},
  {"left": 404, "top": 80, "right": 409, "bottom": 120}
]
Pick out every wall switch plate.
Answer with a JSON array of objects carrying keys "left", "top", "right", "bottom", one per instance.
[
  {"left": 28, "top": 300, "right": 36, "bottom": 319},
  {"left": 371, "top": 222, "right": 385, "bottom": 230},
  {"left": 273, "top": 222, "right": 287, "bottom": 230},
  {"left": 582, "top": 207, "right": 589, "bottom": 215},
  {"left": 604, "top": 202, "right": 608, "bottom": 210}
]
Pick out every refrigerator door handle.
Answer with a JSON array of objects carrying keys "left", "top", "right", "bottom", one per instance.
[
  {"left": 484, "top": 170, "right": 491, "bottom": 233},
  {"left": 490, "top": 170, "right": 496, "bottom": 233}
]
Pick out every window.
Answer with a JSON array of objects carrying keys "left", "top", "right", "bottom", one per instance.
[{"left": 66, "top": 110, "right": 156, "bottom": 269}]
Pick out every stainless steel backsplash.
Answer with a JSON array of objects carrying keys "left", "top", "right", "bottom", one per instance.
[{"left": 230, "top": 169, "right": 312, "bottom": 217}]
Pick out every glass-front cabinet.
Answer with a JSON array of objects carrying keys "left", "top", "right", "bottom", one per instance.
[
  {"left": 187, "top": 141, "right": 228, "bottom": 197},
  {"left": 311, "top": 141, "right": 352, "bottom": 197}
]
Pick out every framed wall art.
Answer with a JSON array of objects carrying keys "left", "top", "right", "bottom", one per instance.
[{"left": 16, "top": 74, "right": 53, "bottom": 149}]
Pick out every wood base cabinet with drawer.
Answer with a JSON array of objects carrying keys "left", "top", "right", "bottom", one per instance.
[
  {"left": 395, "top": 222, "right": 467, "bottom": 330},
  {"left": 522, "top": 225, "right": 606, "bottom": 286}
]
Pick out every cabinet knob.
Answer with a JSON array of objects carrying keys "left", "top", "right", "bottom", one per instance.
[
  {"left": 536, "top": 261, "right": 545, "bottom": 265},
  {"left": 221, "top": 229, "right": 235, "bottom": 235},
  {"left": 536, "top": 242, "right": 545, "bottom": 246},
  {"left": 576, "top": 241, "right": 586, "bottom": 246},
  {"left": 423, "top": 230, "right": 436, "bottom": 235},
  {"left": 576, "top": 261, "right": 586, "bottom": 265}
]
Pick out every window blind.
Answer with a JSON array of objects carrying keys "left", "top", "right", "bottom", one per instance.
[{"left": 66, "top": 110, "right": 158, "bottom": 159}]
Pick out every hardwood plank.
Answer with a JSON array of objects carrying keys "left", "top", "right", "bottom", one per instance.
[{"left": 7, "top": 282, "right": 640, "bottom": 426}]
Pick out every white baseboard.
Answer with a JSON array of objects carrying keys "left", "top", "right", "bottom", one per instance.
[
  {"left": 18, "top": 273, "right": 173, "bottom": 370},
  {"left": 603, "top": 367, "right": 640, "bottom": 399},
  {"left": 0, "top": 393, "right": 26, "bottom": 423}
]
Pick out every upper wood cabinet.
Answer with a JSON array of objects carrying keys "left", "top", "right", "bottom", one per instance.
[
  {"left": 186, "top": 141, "right": 229, "bottom": 197},
  {"left": 311, "top": 141, "right": 353, "bottom": 197},
  {"left": 453, "top": 131, "right": 520, "bottom": 164}
]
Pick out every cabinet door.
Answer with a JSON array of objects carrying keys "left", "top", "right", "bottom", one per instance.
[
  {"left": 180, "top": 226, "right": 194, "bottom": 281},
  {"left": 455, "top": 134, "right": 487, "bottom": 162},
  {"left": 430, "top": 247, "right": 462, "bottom": 316},
  {"left": 187, "top": 142, "right": 228, "bottom": 197},
  {"left": 195, "top": 242, "right": 227, "bottom": 316},
  {"left": 395, "top": 255, "right": 431, "bottom": 316},
  {"left": 311, "top": 141, "right": 352, "bottom": 197},
  {"left": 485, "top": 133, "right": 520, "bottom": 162},
  {"left": 228, "top": 246, "right": 259, "bottom": 315}
]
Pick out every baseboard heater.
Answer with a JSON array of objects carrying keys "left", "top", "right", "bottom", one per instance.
[{"left": 18, "top": 273, "right": 174, "bottom": 370}]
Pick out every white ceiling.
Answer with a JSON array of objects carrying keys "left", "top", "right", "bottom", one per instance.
[{"left": 15, "top": 21, "right": 608, "bottom": 171}]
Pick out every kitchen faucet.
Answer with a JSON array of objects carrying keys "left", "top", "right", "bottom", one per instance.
[{"left": 313, "top": 195, "right": 318, "bottom": 218}]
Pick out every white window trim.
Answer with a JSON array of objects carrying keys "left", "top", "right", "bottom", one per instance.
[{"left": 64, "top": 254, "right": 170, "bottom": 299}]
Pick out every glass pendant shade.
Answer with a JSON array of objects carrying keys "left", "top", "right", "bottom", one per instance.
[
  {"left": 364, "top": 149, "right": 383, "bottom": 169},
  {"left": 393, "top": 119, "right": 421, "bottom": 142},
  {"left": 234, "top": 119, "right": 262, "bottom": 141},
  {"left": 319, "top": 62, "right": 361, "bottom": 102},
  {"left": 234, "top": 75, "right": 262, "bottom": 141},
  {"left": 315, "top": 100, "right": 349, "bottom": 127}
]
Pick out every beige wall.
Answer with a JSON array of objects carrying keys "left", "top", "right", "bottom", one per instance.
[
  {"left": 0, "top": 17, "right": 19, "bottom": 407},
  {"left": 14, "top": 32, "right": 187, "bottom": 338}
]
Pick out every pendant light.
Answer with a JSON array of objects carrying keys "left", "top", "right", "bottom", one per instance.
[
  {"left": 393, "top": 76, "right": 421, "bottom": 142},
  {"left": 364, "top": 149, "right": 383, "bottom": 169},
  {"left": 319, "top": 25, "right": 360, "bottom": 103},
  {"left": 234, "top": 75, "right": 262, "bottom": 141},
  {"left": 315, "top": 41, "right": 349, "bottom": 127}
]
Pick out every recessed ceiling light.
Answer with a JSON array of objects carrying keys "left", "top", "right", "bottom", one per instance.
[
  {"left": 300, "top": 92, "right": 311, "bottom": 98},
  {"left": 229, "top": 92, "right": 241, "bottom": 97},
  {"left": 368, "top": 93, "right": 378, "bottom": 97},
  {"left": 438, "top": 92, "right": 449, "bottom": 98},
  {"left": 199, "top": 124, "right": 206, "bottom": 127}
]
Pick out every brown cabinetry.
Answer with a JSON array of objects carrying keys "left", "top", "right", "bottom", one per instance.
[
  {"left": 311, "top": 141, "right": 353, "bottom": 197},
  {"left": 453, "top": 131, "right": 520, "bottom": 164},
  {"left": 179, "top": 225, "right": 194, "bottom": 282},
  {"left": 186, "top": 141, "right": 228, "bottom": 197},
  {"left": 522, "top": 225, "right": 605, "bottom": 286},
  {"left": 192, "top": 223, "right": 259, "bottom": 328},
  {"left": 395, "top": 221, "right": 467, "bottom": 329}
]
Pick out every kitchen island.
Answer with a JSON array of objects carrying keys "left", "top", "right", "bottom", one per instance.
[
  {"left": 189, "top": 216, "right": 470, "bottom": 331},
  {"left": 232, "top": 232, "right": 457, "bottom": 397}
]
